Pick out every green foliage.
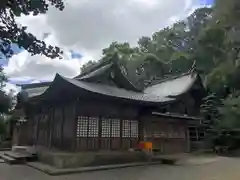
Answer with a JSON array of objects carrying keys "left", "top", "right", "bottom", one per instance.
[
  {"left": 81, "top": 7, "right": 214, "bottom": 87},
  {"left": 0, "top": 91, "right": 12, "bottom": 114},
  {"left": 0, "top": 0, "right": 64, "bottom": 59},
  {"left": 0, "top": 66, "right": 11, "bottom": 114},
  {"left": 0, "top": 1, "right": 64, "bottom": 114},
  {"left": 218, "top": 92, "right": 240, "bottom": 129},
  {"left": 201, "top": 93, "right": 221, "bottom": 126},
  {"left": 0, "top": 66, "right": 7, "bottom": 89},
  {"left": 80, "top": 60, "right": 98, "bottom": 74},
  {"left": 205, "top": 62, "right": 233, "bottom": 95}
]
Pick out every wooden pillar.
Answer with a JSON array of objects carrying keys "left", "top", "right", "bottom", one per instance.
[
  {"left": 98, "top": 116, "right": 102, "bottom": 150},
  {"left": 138, "top": 119, "right": 144, "bottom": 141},
  {"left": 73, "top": 101, "right": 78, "bottom": 151},
  {"left": 110, "top": 118, "right": 113, "bottom": 150},
  {"left": 195, "top": 127, "right": 199, "bottom": 141},
  {"left": 36, "top": 115, "right": 40, "bottom": 145},
  {"left": 120, "top": 119, "right": 123, "bottom": 149},
  {"left": 61, "top": 106, "right": 65, "bottom": 149},
  {"left": 86, "top": 116, "right": 90, "bottom": 150},
  {"left": 49, "top": 107, "right": 54, "bottom": 149},
  {"left": 186, "top": 126, "right": 191, "bottom": 152}
]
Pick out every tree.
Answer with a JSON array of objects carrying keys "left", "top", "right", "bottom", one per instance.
[
  {"left": 137, "top": 36, "right": 153, "bottom": 53},
  {"left": 80, "top": 60, "right": 98, "bottom": 74},
  {"left": 0, "top": 90, "right": 12, "bottom": 114},
  {"left": 0, "top": 66, "right": 7, "bottom": 88},
  {"left": 0, "top": 0, "right": 64, "bottom": 59},
  {"left": 203, "top": 0, "right": 240, "bottom": 95},
  {"left": 213, "top": 0, "right": 240, "bottom": 65},
  {"left": 80, "top": 7, "right": 215, "bottom": 87},
  {"left": 201, "top": 93, "right": 221, "bottom": 128},
  {"left": 218, "top": 91, "right": 240, "bottom": 129},
  {"left": 126, "top": 53, "right": 165, "bottom": 88}
]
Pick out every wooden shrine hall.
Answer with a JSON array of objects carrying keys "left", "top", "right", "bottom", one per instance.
[{"left": 14, "top": 56, "right": 205, "bottom": 154}]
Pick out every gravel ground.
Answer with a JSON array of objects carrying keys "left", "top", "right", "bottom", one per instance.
[{"left": 0, "top": 155, "right": 240, "bottom": 180}]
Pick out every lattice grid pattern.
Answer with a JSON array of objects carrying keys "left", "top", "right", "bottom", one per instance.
[
  {"left": 122, "top": 120, "right": 139, "bottom": 138},
  {"left": 76, "top": 117, "right": 138, "bottom": 138},
  {"left": 101, "top": 118, "right": 111, "bottom": 137},
  {"left": 122, "top": 120, "right": 131, "bottom": 137},
  {"left": 88, "top": 117, "right": 99, "bottom": 137},
  {"left": 130, "top": 120, "right": 138, "bottom": 138},
  {"left": 111, "top": 119, "right": 120, "bottom": 137},
  {"left": 77, "top": 116, "right": 88, "bottom": 137}
]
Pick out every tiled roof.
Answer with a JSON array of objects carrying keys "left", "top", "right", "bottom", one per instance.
[
  {"left": 76, "top": 63, "right": 113, "bottom": 81},
  {"left": 19, "top": 82, "right": 51, "bottom": 89},
  {"left": 144, "top": 73, "right": 197, "bottom": 97},
  {"left": 17, "top": 65, "right": 201, "bottom": 104},
  {"left": 57, "top": 74, "right": 174, "bottom": 103},
  {"left": 18, "top": 72, "right": 200, "bottom": 104},
  {"left": 23, "top": 86, "right": 49, "bottom": 98}
]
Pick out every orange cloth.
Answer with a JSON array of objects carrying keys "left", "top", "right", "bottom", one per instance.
[
  {"left": 143, "top": 142, "right": 153, "bottom": 150},
  {"left": 137, "top": 141, "right": 153, "bottom": 150}
]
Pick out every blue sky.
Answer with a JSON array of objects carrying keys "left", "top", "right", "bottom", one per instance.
[
  {"left": 0, "top": 44, "right": 22, "bottom": 66},
  {"left": 199, "top": 0, "right": 215, "bottom": 5}
]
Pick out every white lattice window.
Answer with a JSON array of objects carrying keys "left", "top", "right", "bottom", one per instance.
[
  {"left": 111, "top": 119, "right": 120, "bottom": 137},
  {"left": 130, "top": 120, "right": 138, "bottom": 138},
  {"left": 88, "top": 117, "right": 99, "bottom": 137},
  {"left": 77, "top": 116, "right": 88, "bottom": 137},
  {"left": 122, "top": 120, "right": 131, "bottom": 137},
  {"left": 101, "top": 118, "right": 111, "bottom": 137}
]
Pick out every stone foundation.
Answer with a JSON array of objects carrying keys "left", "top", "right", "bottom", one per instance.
[{"left": 37, "top": 150, "right": 149, "bottom": 169}]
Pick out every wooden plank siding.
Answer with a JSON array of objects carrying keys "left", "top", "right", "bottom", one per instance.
[
  {"left": 27, "top": 103, "right": 76, "bottom": 151},
  {"left": 141, "top": 115, "right": 189, "bottom": 154},
  {"left": 25, "top": 99, "right": 191, "bottom": 153}
]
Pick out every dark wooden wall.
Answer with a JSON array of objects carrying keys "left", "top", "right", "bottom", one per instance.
[
  {"left": 162, "top": 93, "right": 201, "bottom": 117},
  {"left": 27, "top": 102, "right": 76, "bottom": 151},
  {"left": 140, "top": 115, "right": 189, "bottom": 154},
  {"left": 21, "top": 97, "right": 193, "bottom": 153},
  {"left": 27, "top": 99, "right": 141, "bottom": 151}
]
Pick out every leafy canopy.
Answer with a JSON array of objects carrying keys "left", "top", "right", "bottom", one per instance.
[{"left": 0, "top": 0, "right": 64, "bottom": 59}]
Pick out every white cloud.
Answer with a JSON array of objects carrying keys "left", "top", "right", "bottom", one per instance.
[
  {"left": 4, "top": 0, "right": 200, "bottom": 86},
  {"left": 4, "top": 44, "right": 92, "bottom": 81}
]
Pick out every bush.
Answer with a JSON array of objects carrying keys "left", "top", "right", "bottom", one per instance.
[{"left": 212, "top": 129, "right": 240, "bottom": 151}]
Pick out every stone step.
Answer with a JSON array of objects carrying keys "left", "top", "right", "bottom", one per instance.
[
  {"left": 12, "top": 146, "right": 37, "bottom": 155},
  {"left": 0, "top": 153, "right": 17, "bottom": 164},
  {"left": 5, "top": 151, "right": 30, "bottom": 159},
  {"left": 4, "top": 151, "right": 37, "bottom": 162}
]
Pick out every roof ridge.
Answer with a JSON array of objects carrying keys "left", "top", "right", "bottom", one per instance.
[
  {"left": 111, "top": 55, "right": 142, "bottom": 92},
  {"left": 76, "top": 63, "right": 113, "bottom": 81},
  {"left": 53, "top": 74, "right": 174, "bottom": 103},
  {"left": 19, "top": 81, "right": 52, "bottom": 89},
  {"left": 147, "top": 71, "right": 193, "bottom": 87},
  {"left": 74, "top": 60, "right": 111, "bottom": 79}
]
